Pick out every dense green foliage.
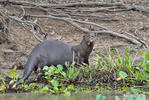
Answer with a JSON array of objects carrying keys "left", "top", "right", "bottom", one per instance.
[{"left": 0, "top": 47, "right": 148, "bottom": 99}]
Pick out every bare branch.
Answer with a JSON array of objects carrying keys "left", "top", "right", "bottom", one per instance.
[
  {"left": 1, "top": 1, "right": 149, "bottom": 15},
  {"left": 26, "top": 14, "right": 107, "bottom": 29},
  {"left": 0, "top": 1, "right": 125, "bottom": 8},
  {"left": 25, "top": 14, "right": 147, "bottom": 47}
]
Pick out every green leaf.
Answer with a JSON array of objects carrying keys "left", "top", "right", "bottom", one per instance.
[
  {"left": 43, "top": 66, "right": 49, "bottom": 71},
  {"left": 60, "top": 71, "right": 66, "bottom": 78},
  {"left": 119, "top": 71, "right": 128, "bottom": 79},
  {"left": 0, "top": 87, "right": 6, "bottom": 93},
  {"left": 135, "top": 72, "right": 144, "bottom": 80},
  {"left": 50, "top": 80, "right": 59, "bottom": 87},
  {"left": 45, "top": 75, "right": 51, "bottom": 80},
  {"left": 53, "top": 86, "right": 59, "bottom": 94},
  {"left": 64, "top": 90, "right": 71, "bottom": 96},
  {"left": 8, "top": 66, "right": 17, "bottom": 79},
  {"left": 118, "top": 56, "right": 123, "bottom": 65},
  {"left": 97, "top": 58, "right": 104, "bottom": 69},
  {"left": 57, "top": 64, "right": 63, "bottom": 71},
  {"left": 125, "top": 65, "right": 131, "bottom": 71},
  {"left": 45, "top": 72, "right": 49, "bottom": 75},
  {"left": 63, "top": 88, "right": 71, "bottom": 96},
  {"left": 115, "top": 96, "right": 121, "bottom": 100},
  {"left": 60, "top": 86, "right": 65, "bottom": 91},
  {"left": 145, "top": 52, "right": 149, "bottom": 61},
  {"left": 48, "top": 66, "right": 56, "bottom": 73},
  {"left": 67, "top": 84, "right": 75, "bottom": 91},
  {"left": 41, "top": 86, "right": 49, "bottom": 92},
  {"left": 15, "top": 74, "right": 20, "bottom": 80},
  {"left": 8, "top": 70, "right": 15, "bottom": 79},
  {"left": 85, "top": 66, "right": 89, "bottom": 72},
  {"left": 67, "top": 68, "right": 75, "bottom": 78},
  {"left": 143, "top": 70, "right": 149, "bottom": 77},
  {"left": 146, "top": 63, "right": 149, "bottom": 71},
  {"left": 140, "top": 51, "right": 146, "bottom": 55},
  {"left": 140, "top": 59, "right": 146, "bottom": 67},
  {"left": 0, "top": 73, "right": 6, "bottom": 86}
]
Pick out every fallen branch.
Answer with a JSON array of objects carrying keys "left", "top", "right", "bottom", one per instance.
[
  {"left": 25, "top": 14, "right": 147, "bottom": 47},
  {"left": 26, "top": 14, "right": 107, "bottom": 29},
  {"left": 65, "top": 7, "right": 131, "bottom": 13},
  {"left": 1, "top": 0, "right": 149, "bottom": 15},
  {"left": 128, "top": 5, "right": 149, "bottom": 14},
  {"left": 0, "top": 1, "right": 125, "bottom": 8}
]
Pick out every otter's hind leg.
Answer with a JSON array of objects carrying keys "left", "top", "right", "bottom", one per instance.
[{"left": 16, "top": 57, "right": 38, "bottom": 86}]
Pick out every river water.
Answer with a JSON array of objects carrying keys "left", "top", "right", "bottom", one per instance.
[
  {"left": 0, "top": 92, "right": 117, "bottom": 100},
  {"left": 0, "top": 92, "right": 148, "bottom": 100}
]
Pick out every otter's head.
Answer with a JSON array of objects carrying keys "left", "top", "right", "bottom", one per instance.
[{"left": 83, "top": 33, "right": 96, "bottom": 45}]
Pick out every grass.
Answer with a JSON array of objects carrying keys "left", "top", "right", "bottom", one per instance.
[{"left": 0, "top": 47, "right": 149, "bottom": 98}]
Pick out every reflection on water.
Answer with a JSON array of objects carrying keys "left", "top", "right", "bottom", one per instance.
[{"left": 0, "top": 92, "right": 117, "bottom": 100}]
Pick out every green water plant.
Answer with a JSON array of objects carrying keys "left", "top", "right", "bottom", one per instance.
[
  {"left": 0, "top": 66, "right": 20, "bottom": 92},
  {"left": 95, "top": 47, "right": 142, "bottom": 86},
  {"left": 1, "top": 47, "right": 149, "bottom": 94},
  {"left": 0, "top": 72, "right": 7, "bottom": 93},
  {"left": 42, "top": 62, "right": 78, "bottom": 95},
  {"left": 140, "top": 51, "right": 149, "bottom": 79},
  {"left": 8, "top": 66, "right": 20, "bottom": 86}
]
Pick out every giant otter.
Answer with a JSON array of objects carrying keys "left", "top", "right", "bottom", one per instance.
[{"left": 16, "top": 33, "right": 96, "bottom": 85}]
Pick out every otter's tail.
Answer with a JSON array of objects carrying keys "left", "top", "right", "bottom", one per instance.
[{"left": 16, "top": 57, "right": 37, "bottom": 86}]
